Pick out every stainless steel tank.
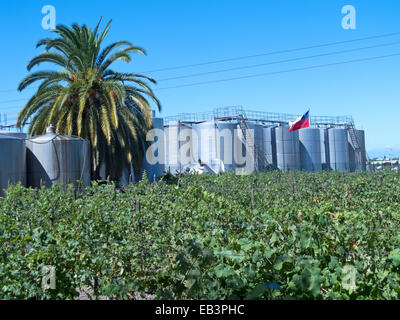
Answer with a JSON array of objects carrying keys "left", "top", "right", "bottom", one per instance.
[
  {"left": 192, "top": 121, "right": 216, "bottom": 166},
  {"left": 348, "top": 129, "right": 366, "bottom": 172},
  {"left": 328, "top": 128, "right": 349, "bottom": 172},
  {"left": 299, "top": 128, "right": 322, "bottom": 172},
  {"left": 262, "top": 126, "right": 277, "bottom": 168},
  {"left": 319, "top": 128, "right": 329, "bottom": 170},
  {"left": 275, "top": 125, "right": 300, "bottom": 172},
  {"left": 164, "top": 121, "right": 180, "bottom": 174},
  {"left": 234, "top": 122, "right": 263, "bottom": 173},
  {"left": 164, "top": 121, "right": 194, "bottom": 174},
  {"left": 192, "top": 120, "right": 238, "bottom": 173},
  {"left": 25, "top": 126, "right": 91, "bottom": 188},
  {"left": 141, "top": 112, "right": 165, "bottom": 181},
  {"left": 214, "top": 121, "right": 237, "bottom": 172},
  {"left": 357, "top": 130, "right": 367, "bottom": 171},
  {"left": 0, "top": 134, "right": 26, "bottom": 196},
  {"left": 243, "top": 123, "right": 264, "bottom": 171}
]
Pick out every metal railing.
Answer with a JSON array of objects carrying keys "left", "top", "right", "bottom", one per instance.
[{"left": 164, "top": 106, "right": 355, "bottom": 128}]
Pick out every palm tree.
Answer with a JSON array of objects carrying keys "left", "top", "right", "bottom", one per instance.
[{"left": 17, "top": 18, "right": 161, "bottom": 181}]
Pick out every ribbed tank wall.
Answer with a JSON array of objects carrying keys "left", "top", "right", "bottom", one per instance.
[
  {"left": 214, "top": 121, "right": 236, "bottom": 172},
  {"left": 141, "top": 116, "right": 165, "bottom": 181},
  {"left": 0, "top": 135, "right": 26, "bottom": 196},
  {"left": 319, "top": 129, "right": 329, "bottom": 170},
  {"left": 328, "top": 128, "right": 349, "bottom": 172},
  {"left": 245, "top": 123, "right": 264, "bottom": 171},
  {"left": 348, "top": 129, "right": 366, "bottom": 172},
  {"left": 262, "top": 126, "right": 276, "bottom": 168},
  {"left": 358, "top": 130, "right": 367, "bottom": 171},
  {"left": 164, "top": 121, "right": 194, "bottom": 174},
  {"left": 25, "top": 133, "right": 90, "bottom": 188},
  {"left": 235, "top": 123, "right": 264, "bottom": 172},
  {"left": 164, "top": 126, "right": 177, "bottom": 174},
  {"left": 192, "top": 120, "right": 240, "bottom": 173},
  {"left": 299, "top": 128, "right": 322, "bottom": 172},
  {"left": 192, "top": 121, "right": 216, "bottom": 166},
  {"left": 275, "top": 125, "right": 300, "bottom": 171}
]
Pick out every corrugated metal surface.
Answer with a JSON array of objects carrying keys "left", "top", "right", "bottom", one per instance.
[
  {"left": 192, "top": 121, "right": 216, "bottom": 166},
  {"left": 0, "top": 134, "right": 26, "bottom": 196},
  {"left": 160, "top": 115, "right": 366, "bottom": 174},
  {"left": 328, "top": 128, "right": 349, "bottom": 172},
  {"left": 214, "top": 121, "right": 237, "bottom": 172},
  {"left": 192, "top": 120, "right": 239, "bottom": 173},
  {"left": 319, "top": 129, "right": 329, "bottom": 170},
  {"left": 25, "top": 131, "right": 90, "bottom": 188},
  {"left": 164, "top": 122, "right": 180, "bottom": 174},
  {"left": 164, "top": 121, "right": 194, "bottom": 174},
  {"left": 358, "top": 130, "right": 367, "bottom": 171},
  {"left": 299, "top": 128, "right": 322, "bottom": 172},
  {"left": 141, "top": 116, "right": 165, "bottom": 181},
  {"left": 348, "top": 129, "right": 366, "bottom": 172},
  {"left": 275, "top": 125, "right": 300, "bottom": 171},
  {"left": 243, "top": 123, "right": 264, "bottom": 171},
  {"left": 262, "top": 126, "right": 277, "bottom": 167}
]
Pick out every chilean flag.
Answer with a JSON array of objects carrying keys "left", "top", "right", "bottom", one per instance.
[{"left": 288, "top": 110, "right": 310, "bottom": 132}]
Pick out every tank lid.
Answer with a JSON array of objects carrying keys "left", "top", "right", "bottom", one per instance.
[
  {"left": 46, "top": 124, "right": 55, "bottom": 133},
  {"left": 27, "top": 130, "right": 86, "bottom": 142},
  {"left": 168, "top": 120, "right": 180, "bottom": 126}
]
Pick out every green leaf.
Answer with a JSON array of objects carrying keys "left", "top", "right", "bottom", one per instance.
[{"left": 246, "top": 283, "right": 265, "bottom": 299}]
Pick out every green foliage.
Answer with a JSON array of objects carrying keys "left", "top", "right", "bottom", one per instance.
[{"left": 1, "top": 171, "right": 400, "bottom": 299}]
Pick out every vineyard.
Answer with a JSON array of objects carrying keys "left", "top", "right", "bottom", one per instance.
[{"left": 1, "top": 170, "right": 400, "bottom": 299}]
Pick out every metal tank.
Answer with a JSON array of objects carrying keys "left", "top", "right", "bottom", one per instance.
[
  {"left": 192, "top": 121, "right": 216, "bottom": 166},
  {"left": 348, "top": 129, "right": 366, "bottom": 172},
  {"left": 328, "top": 128, "right": 349, "bottom": 172},
  {"left": 164, "top": 124, "right": 177, "bottom": 174},
  {"left": 299, "top": 128, "right": 322, "bottom": 172},
  {"left": 141, "top": 111, "right": 165, "bottom": 181},
  {"left": 357, "top": 130, "right": 367, "bottom": 171},
  {"left": 319, "top": 129, "right": 329, "bottom": 170},
  {"left": 214, "top": 121, "right": 237, "bottom": 172},
  {"left": 164, "top": 121, "right": 194, "bottom": 174},
  {"left": 244, "top": 123, "right": 265, "bottom": 171},
  {"left": 193, "top": 120, "right": 238, "bottom": 173},
  {"left": 25, "top": 126, "right": 91, "bottom": 188},
  {"left": 275, "top": 125, "right": 300, "bottom": 172},
  {"left": 0, "top": 134, "right": 26, "bottom": 196},
  {"left": 262, "top": 126, "right": 277, "bottom": 168},
  {"left": 233, "top": 122, "right": 264, "bottom": 172}
]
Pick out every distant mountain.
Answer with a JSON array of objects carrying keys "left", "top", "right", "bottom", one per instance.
[{"left": 367, "top": 148, "right": 400, "bottom": 159}]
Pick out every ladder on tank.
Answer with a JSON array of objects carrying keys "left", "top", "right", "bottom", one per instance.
[
  {"left": 346, "top": 122, "right": 364, "bottom": 171},
  {"left": 237, "top": 113, "right": 270, "bottom": 171}
]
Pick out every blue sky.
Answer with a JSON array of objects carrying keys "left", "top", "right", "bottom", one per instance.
[{"left": 0, "top": 0, "right": 399, "bottom": 153}]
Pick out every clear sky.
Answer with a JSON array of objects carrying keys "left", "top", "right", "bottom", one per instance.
[{"left": 0, "top": 0, "right": 399, "bottom": 154}]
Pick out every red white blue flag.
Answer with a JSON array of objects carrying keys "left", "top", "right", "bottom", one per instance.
[{"left": 288, "top": 110, "right": 310, "bottom": 132}]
